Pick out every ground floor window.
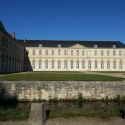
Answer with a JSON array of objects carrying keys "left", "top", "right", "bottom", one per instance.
[
  {"left": 39, "top": 60, "right": 42, "bottom": 69},
  {"left": 58, "top": 60, "right": 61, "bottom": 69},
  {"left": 64, "top": 60, "right": 67, "bottom": 69},
  {"left": 113, "top": 61, "right": 116, "bottom": 69},
  {"left": 101, "top": 61, "right": 104, "bottom": 69},
  {"left": 32, "top": 60, "right": 35, "bottom": 69},
  {"left": 52, "top": 60, "right": 54, "bottom": 69},
  {"left": 119, "top": 61, "right": 122, "bottom": 69},
  {"left": 95, "top": 61, "right": 97, "bottom": 69},
  {"left": 71, "top": 61, "right": 73, "bottom": 69},
  {"left": 45, "top": 60, "right": 48, "bottom": 69},
  {"left": 88, "top": 61, "right": 91, "bottom": 69},
  {"left": 107, "top": 61, "right": 110, "bottom": 69},
  {"left": 82, "top": 61, "right": 85, "bottom": 69},
  {"left": 76, "top": 61, "right": 79, "bottom": 69}
]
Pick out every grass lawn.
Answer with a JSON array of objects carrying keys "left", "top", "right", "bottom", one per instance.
[
  {"left": 94, "top": 71, "right": 125, "bottom": 73},
  {"left": 0, "top": 106, "right": 29, "bottom": 121},
  {"left": 0, "top": 71, "right": 124, "bottom": 81},
  {"left": 48, "top": 109, "right": 119, "bottom": 119}
]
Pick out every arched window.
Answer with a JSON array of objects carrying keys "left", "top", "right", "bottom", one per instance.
[
  {"left": 82, "top": 61, "right": 85, "bottom": 69},
  {"left": 95, "top": 61, "right": 97, "bottom": 69},
  {"left": 58, "top": 60, "right": 61, "bottom": 69},
  {"left": 71, "top": 50, "right": 73, "bottom": 55},
  {"left": 45, "top": 50, "right": 48, "bottom": 55},
  {"left": 119, "top": 51, "right": 122, "bottom": 56},
  {"left": 107, "top": 51, "right": 110, "bottom": 56},
  {"left": 64, "top": 60, "right": 67, "bottom": 69},
  {"left": 113, "top": 51, "right": 116, "bottom": 56},
  {"left": 82, "top": 51, "right": 84, "bottom": 56},
  {"left": 88, "top": 61, "right": 91, "bottom": 69},
  {"left": 95, "top": 51, "right": 97, "bottom": 56},
  {"left": 64, "top": 50, "right": 67, "bottom": 55},
  {"left": 58, "top": 50, "right": 61, "bottom": 55},
  {"left": 39, "top": 50, "right": 42, "bottom": 55},
  {"left": 39, "top": 60, "right": 42, "bottom": 69},
  {"left": 107, "top": 61, "right": 110, "bottom": 69},
  {"left": 101, "top": 61, "right": 104, "bottom": 69},
  {"left": 45, "top": 60, "right": 48, "bottom": 69},
  {"left": 32, "top": 60, "right": 35, "bottom": 69},
  {"left": 76, "top": 60, "right": 79, "bottom": 69},
  {"left": 71, "top": 60, "right": 74, "bottom": 69},
  {"left": 113, "top": 61, "right": 116, "bottom": 69},
  {"left": 101, "top": 51, "right": 103, "bottom": 56},
  {"left": 119, "top": 61, "right": 122, "bottom": 69},
  {"left": 76, "top": 50, "right": 79, "bottom": 56},
  {"left": 52, "top": 60, "right": 54, "bottom": 69}
]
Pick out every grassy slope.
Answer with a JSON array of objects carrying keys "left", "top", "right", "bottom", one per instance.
[{"left": 0, "top": 72, "right": 124, "bottom": 81}]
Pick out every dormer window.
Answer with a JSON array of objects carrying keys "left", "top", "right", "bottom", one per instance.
[
  {"left": 94, "top": 45, "right": 97, "bottom": 48},
  {"left": 39, "top": 44, "right": 42, "bottom": 47},
  {"left": 112, "top": 45, "right": 116, "bottom": 48},
  {"left": 58, "top": 44, "right": 61, "bottom": 48}
]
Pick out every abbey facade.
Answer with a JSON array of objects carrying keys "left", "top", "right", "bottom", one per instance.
[{"left": 0, "top": 21, "right": 125, "bottom": 73}]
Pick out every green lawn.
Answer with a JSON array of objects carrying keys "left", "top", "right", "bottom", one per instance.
[
  {"left": 0, "top": 71, "right": 124, "bottom": 81},
  {"left": 48, "top": 109, "right": 119, "bottom": 119},
  {"left": 94, "top": 71, "right": 125, "bottom": 73}
]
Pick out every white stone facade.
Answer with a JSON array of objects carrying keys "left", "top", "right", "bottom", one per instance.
[{"left": 26, "top": 44, "right": 125, "bottom": 71}]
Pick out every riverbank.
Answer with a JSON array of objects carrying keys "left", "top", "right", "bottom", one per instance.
[{"left": 0, "top": 117, "right": 125, "bottom": 125}]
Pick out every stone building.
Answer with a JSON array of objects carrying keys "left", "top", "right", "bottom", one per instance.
[
  {"left": 19, "top": 40, "right": 125, "bottom": 71},
  {"left": 0, "top": 21, "right": 24, "bottom": 73},
  {"left": 1, "top": 21, "right": 125, "bottom": 72}
]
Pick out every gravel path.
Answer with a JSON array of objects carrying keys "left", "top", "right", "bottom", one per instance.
[{"left": 0, "top": 117, "right": 125, "bottom": 125}]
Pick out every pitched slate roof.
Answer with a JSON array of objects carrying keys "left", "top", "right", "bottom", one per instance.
[
  {"left": 18, "top": 40, "right": 125, "bottom": 48},
  {"left": 0, "top": 21, "right": 24, "bottom": 46},
  {"left": 0, "top": 21, "right": 6, "bottom": 33}
]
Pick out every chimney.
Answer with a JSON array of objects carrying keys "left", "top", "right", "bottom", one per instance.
[
  {"left": 12, "top": 32, "right": 15, "bottom": 39},
  {"left": 24, "top": 38, "right": 26, "bottom": 42}
]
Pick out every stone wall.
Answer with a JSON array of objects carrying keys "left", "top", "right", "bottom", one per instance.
[{"left": 0, "top": 81, "right": 125, "bottom": 101}]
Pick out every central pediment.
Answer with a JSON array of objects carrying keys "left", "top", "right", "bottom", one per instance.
[{"left": 69, "top": 44, "right": 87, "bottom": 49}]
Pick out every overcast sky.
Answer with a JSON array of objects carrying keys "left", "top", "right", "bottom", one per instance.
[{"left": 1, "top": 0, "right": 125, "bottom": 43}]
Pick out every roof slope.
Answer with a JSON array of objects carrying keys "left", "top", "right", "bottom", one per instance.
[
  {"left": 0, "top": 21, "right": 6, "bottom": 33},
  {"left": 18, "top": 40, "right": 125, "bottom": 48}
]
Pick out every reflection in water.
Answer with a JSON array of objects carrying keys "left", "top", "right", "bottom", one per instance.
[{"left": 1, "top": 102, "right": 125, "bottom": 111}]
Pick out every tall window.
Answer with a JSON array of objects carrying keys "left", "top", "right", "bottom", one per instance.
[
  {"left": 64, "top": 60, "right": 67, "bottom": 69},
  {"left": 32, "top": 60, "right": 35, "bottom": 69},
  {"left": 71, "top": 50, "right": 73, "bottom": 55},
  {"left": 39, "top": 60, "right": 42, "bottom": 69},
  {"left": 52, "top": 50, "right": 54, "bottom": 55},
  {"left": 39, "top": 50, "right": 42, "bottom": 55},
  {"left": 101, "top": 61, "right": 104, "bottom": 69},
  {"left": 113, "top": 51, "right": 116, "bottom": 56},
  {"left": 101, "top": 51, "right": 103, "bottom": 56},
  {"left": 82, "top": 61, "right": 85, "bottom": 69},
  {"left": 107, "top": 61, "right": 110, "bottom": 69},
  {"left": 95, "top": 61, "right": 97, "bottom": 69},
  {"left": 107, "top": 51, "right": 109, "bottom": 56},
  {"left": 45, "top": 60, "right": 48, "bottom": 69},
  {"left": 58, "top": 60, "right": 61, "bottom": 69},
  {"left": 58, "top": 50, "right": 61, "bottom": 55},
  {"left": 82, "top": 51, "right": 84, "bottom": 56},
  {"left": 119, "top": 51, "right": 122, "bottom": 56},
  {"left": 95, "top": 51, "right": 97, "bottom": 56},
  {"left": 33, "top": 50, "right": 35, "bottom": 55},
  {"left": 119, "top": 61, "right": 122, "bottom": 69},
  {"left": 64, "top": 50, "right": 67, "bottom": 55},
  {"left": 71, "top": 60, "right": 73, "bottom": 69},
  {"left": 45, "top": 50, "right": 48, "bottom": 55},
  {"left": 76, "top": 61, "right": 79, "bottom": 69},
  {"left": 88, "top": 61, "right": 91, "bottom": 69},
  {"left": 76, "top": 50, "right": 79, "bottom": 56},
  {"left": 2, "top": 36, "right": 4, "bottom": 47},
  {"left": 113, "top": 61, "right": 116, "bottom": 69},
  {"left": 52, "top": 60, "right": 54, "bottom": 69}
]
